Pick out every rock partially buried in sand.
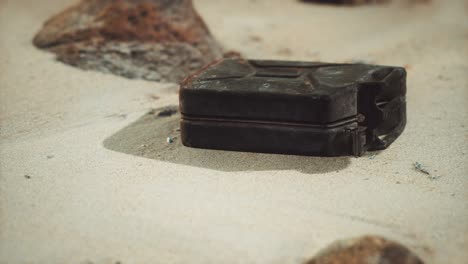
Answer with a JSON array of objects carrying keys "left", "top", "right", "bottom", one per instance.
[
  {"left": 300, "top": 0, "right": 430, "bottom": 5},
  {"left": 33, "top": 0, "right": 223, "bottom": 82},
  {"left": 305, "top": 235, "right": 424, "bottom": 264},
  {"left": 300, "top": 0, "right": 390, "bottom": 5}
]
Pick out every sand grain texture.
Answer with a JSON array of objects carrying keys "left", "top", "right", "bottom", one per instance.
[{"left": 1, "top": 0, "right": 467, "bottom": 263}]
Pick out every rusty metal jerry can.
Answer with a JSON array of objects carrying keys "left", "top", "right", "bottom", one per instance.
[{"left": 179, "top": 59, "right": 406, "bottom": 157}]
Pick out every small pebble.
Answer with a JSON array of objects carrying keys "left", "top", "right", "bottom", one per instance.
[
  {"left": 158, "top": 108, "right": 177, "bottom": 117},
  {"left": 148, "top": 94, "right": 160, "bottom": 100},
  {"left": 413, "top": 162, "right": 430, "bottom": 175},
  {"left": 429, "top": 175, "right": 441, "bottom": 181},
  {"left": 46, "top": 155, "right": 54, "bottom": 159},
  {"left": 24, "top": 175, "right": 31, "bottom": 179}
]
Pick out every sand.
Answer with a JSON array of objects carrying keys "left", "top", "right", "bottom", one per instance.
[{"left": 0, "top": 0, "right": 467, "bottom": 263}]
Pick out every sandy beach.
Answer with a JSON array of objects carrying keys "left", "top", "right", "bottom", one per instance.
[{"left": 1, "top": 0, "right": 467, "bottom": 263}]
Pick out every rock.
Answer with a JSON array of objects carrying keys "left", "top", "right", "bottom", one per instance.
[
  {"left": 300, "top": 0, "right": 430, "bottom": 5},
  {"left": 300, "top": 0, "right": 390, "bottom": 5},
  {"left": 305, "top": 235, "right": 424, "bottom": 264},
  {"left": 33, "top": 0, "right": 223, "bottom": 82},
  {"left": 157, "top": 105, "right": 178, "bottom": 117}
]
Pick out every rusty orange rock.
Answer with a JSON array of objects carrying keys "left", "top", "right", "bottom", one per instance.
[
  {"left": 305, "top": 236, "right": 425, "bottom": 264},
  {"left": 33, "top": 0, "right": 223, "bottom": 82},
  {"left": 299, "top": 0, "right": 390, "bottom": 5}
]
